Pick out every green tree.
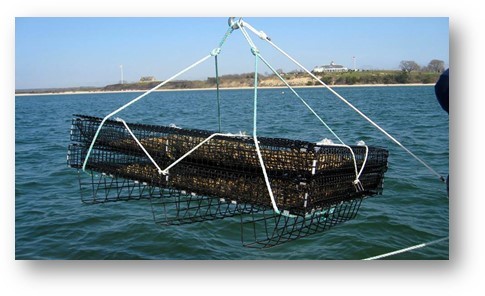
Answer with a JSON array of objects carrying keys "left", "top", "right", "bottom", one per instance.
[
  {"left": 395, "top": 71, "right": 410, "bottom": 83},
  {"left": 383, "top": 75, "right": 393, "bottom": 84},
  {"left": 425, "top": 59, "right": 445, "bottom": 73},
  {"left": 320, "top": 75, "right": 333, "bottom": 85},
  {"left": 346, "top": 75, "right": 358, "bottom": 85},
  {"left": 399, "top": 60, "right": 420, "bottom": 72}
]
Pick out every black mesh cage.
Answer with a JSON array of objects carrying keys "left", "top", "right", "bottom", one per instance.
[{"left": 67, "top": 114, "right": 389, "bottom": 248}]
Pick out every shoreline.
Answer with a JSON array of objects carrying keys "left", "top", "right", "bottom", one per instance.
[{"left": 15, "top": 83, "right": 434, "bottom": 97}]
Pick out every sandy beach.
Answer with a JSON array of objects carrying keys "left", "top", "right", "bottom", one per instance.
[{"left": 15, "top": 83, "right": 435, "bottom": 97}]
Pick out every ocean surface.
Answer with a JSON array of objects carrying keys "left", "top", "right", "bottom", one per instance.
[{"left": 15, "top": 85, "right": 449, "bottom": 260}]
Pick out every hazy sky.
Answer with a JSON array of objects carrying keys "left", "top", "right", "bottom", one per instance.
[{"left": 15, "top": 17, "right": 449, "bottom": 89}]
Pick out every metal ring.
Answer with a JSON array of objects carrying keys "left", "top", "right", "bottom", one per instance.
[{"left": 228, "top": 17, "right": 241, "bottom": 30}]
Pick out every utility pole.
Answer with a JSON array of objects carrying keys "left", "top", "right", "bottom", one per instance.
[{"left": 120, "top": 65, "right": 124, "bottom": 84}]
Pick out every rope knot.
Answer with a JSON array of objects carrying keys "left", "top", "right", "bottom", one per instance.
[
  {"left": 250, "top": 47, "right": 259, "bottom": 56},
  {"left": 353, "top": 179, "right": 364, "bottom": 192},
  {"left": 258, "top": 30, "right": 269, "bottom": 40},
  {"left": 211, "top": 47, "right": 221, "bottom": 56}
]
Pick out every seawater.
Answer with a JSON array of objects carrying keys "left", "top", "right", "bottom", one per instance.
[{"left": 15, "top": 86, "right": 449, "bottom": 259}]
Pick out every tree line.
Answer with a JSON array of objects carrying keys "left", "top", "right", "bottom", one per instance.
[{"left": 399, "top": 59, "right": 446, "bottom": 73}]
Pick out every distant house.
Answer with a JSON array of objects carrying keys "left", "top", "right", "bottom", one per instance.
[
  {"left": 140, "top": 76, "right": 156, "bottom": 82},
  {"left": 313, "top": 61, "right": 348, "bottom": 73}
]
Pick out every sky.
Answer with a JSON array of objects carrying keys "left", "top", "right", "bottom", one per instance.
[
  {"left": 5, "top": 0, "right": 485, "bottom": 294},
  {"left": 15, "top": 17, "right": 449, "bottom": 89}
]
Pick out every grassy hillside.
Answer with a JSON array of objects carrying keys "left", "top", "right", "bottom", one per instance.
[
  {"left": 16, "top": 70, "right": 442, "bottom": 94},
  {"left": 103, "top": 70, "right": 441, "bottom": 91}
]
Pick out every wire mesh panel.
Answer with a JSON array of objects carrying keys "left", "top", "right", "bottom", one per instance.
[
  {"left": 67, "top": 114, "right": 389, "bottom": 248},
  {"left": 149, "top": 188, "right": 260, "bottom": 225},
  {"left": 240, "top": 198, "right": 364, "bottom": 248},
  {"left": 68, "top": 143, "right": 160, "bottom": 203}
]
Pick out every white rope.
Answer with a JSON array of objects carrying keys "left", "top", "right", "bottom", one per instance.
[
  {"left": 259, "top": 53, "right": 369, "bottom": 189},
  {"left": 356, "top": 144, "right": 369, "bottom": 181},
  {"left": 116, "top": 117, "right": 163, "bottom": 174},
  {"left": 253, "top": 134, "right": 282, "bottom": 214},
  {"left": 257, "top": 54, "right": 345, "bottom": 145},
  {"left": 239, "top": 19, "right": 446, "bottom": 183},
  {"left": 351, "top": 143, "right": 369, "bottom": 191},
  {"left": 241, "top": 18, "right": 450, "bottom": 258},
  {"left": 161, "top": 132, "right": 244, "bottom": 175},
  {"left": 270, "top": 38, "right": 445, "bottom": 182},
  {"left": 318, "top": 142, "right": 369, "bottom": 190},
  {"left": 239, "top": 23, "right": 369, "bottom": 216},
  {"left": 240, "top": 20, "right": 269, "bottom": 41},
  {"left": 238, "top": 20, "right": 258, "bottom": 50},
  {"left": 363, "top": 236, "right": 449, "bottom": 260},
  {"left": 82, "top": 54, "right": 213, "bottom": 173},
  {"left": 81, "top": 23, "right": 237, "bottom": 175},
  {"left": 257, "top": 53, "right": 369, "bottom": 190},
  {"left": 238, "top": 24, "right": 288, "bottom": 215}
]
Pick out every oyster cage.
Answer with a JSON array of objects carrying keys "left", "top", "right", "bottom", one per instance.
[{"left": 67, "top": 114, "right": 389, "bottom": 248}]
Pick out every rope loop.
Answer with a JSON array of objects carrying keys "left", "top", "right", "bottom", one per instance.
[
  {"left": 211, "top": 47, "right": 221, "bottom": 56},
  {"left": 250, "top": 47, "right": 259, "bottom": 56},
  {"left": 353, "top": 179, "right": 364, "bottom": 192}
]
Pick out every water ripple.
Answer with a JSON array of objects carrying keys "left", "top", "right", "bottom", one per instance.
[{"left": 15, "top": 86, "right": 449, "bottom": 259}]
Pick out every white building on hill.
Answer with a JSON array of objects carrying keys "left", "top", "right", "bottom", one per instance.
[{"left": 313, "top": 61, "right": 348, "bottom": 73}]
